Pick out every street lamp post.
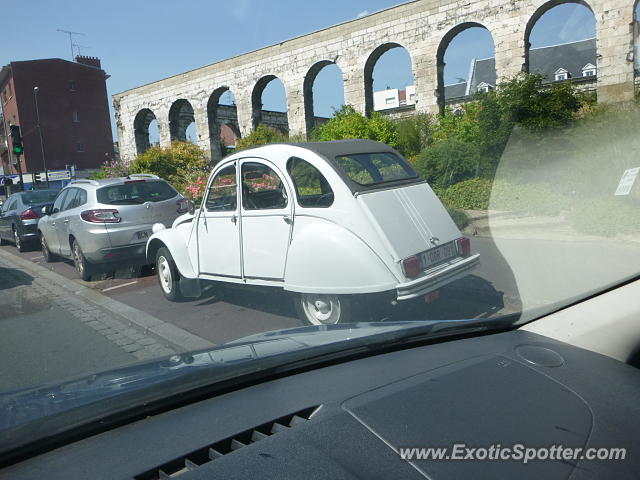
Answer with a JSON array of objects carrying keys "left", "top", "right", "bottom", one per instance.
[{"left": 33, "top": 86, "right": 49, "bottom": 188}]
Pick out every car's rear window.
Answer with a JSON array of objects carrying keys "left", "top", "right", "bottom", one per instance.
[
  {"left": 21, "top": 190, "right": 59, "bottom": 205},
  {"left": 334, "top": 152, "right": 417, "bottom": 186},
  {"left": 97, "top": 180, "right": 178, "bottom": 205}
]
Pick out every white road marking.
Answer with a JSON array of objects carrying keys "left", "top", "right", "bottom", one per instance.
[{"left": 101, "top": 280, "right": 138, "bottom": 292}]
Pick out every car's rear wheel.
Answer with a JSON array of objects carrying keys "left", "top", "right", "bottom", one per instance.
[
  {"left": 13, "top": 226, "right": 26, "bottom": 252},
  {"left": 294, "top": 293, "right": 351, "bottom": 326},
  {"left": 40, "top": 233, "right": 57, "bottom": 263},
  {"left": 156, "top": 247, "right": 184, "bottom": 302},
  {"left": 72, "top": 239, "right": 93, "bottom": 281}
]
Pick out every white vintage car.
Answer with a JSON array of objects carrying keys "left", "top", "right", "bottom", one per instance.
[{"left": 146, "top": 140, "right": 479, "bottom": 325}]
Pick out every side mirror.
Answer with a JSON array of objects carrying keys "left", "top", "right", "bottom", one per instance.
[
  {"left": 187, "top": 200, "right": 196, "bottom": 215},
  {"left": 41, "top": 205, "right": 53, "bottom": 216}
]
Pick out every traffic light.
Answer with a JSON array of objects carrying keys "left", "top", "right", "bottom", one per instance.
[{"left": 9, "top": 125, "right": 23, "bottom": 155}]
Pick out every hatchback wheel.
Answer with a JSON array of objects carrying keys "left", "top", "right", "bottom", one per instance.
[
  {"left": 13, "top": 227, "right": 26, "bottom": 253},
  {"left": 41, "top": 234, "right": 56, "bottom": 263},
  {"left": 156, "top": 247, "right": 184, "bottom": 302},
  {"left": 294, "top": 293, "right": 351, "bottom": 326},
  {"left": 72, "top": 239, "right": 93, "bottom": 281}
]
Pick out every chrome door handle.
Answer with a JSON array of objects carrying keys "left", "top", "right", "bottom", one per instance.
[
  {"left": 51, "top": 222, "right": 56, "bottom": 226},
  {"left": 283, "top": 215, "right": 292, "bottom": 224},
  {"left": 231, "top": 214, "right": 237, "bottom": 224},
  {"left": 63, "top": 219, "right": 69, "bottom": 224}
]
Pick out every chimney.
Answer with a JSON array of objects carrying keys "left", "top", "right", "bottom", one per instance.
[{"left": 75, "top": 55, "right": 101, "bottom": 69}]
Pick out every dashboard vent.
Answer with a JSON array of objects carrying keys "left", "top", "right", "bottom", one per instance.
[{"left": 135, "top": 405, "right": 320, "bottom": 480}]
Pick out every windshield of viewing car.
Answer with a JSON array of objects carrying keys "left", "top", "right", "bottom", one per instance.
[
  {"left": 335, "top": 152, "right": 418, "bottom": 186},
  {"left": 1, "top": 0, "right": 640, "bottom": 451},
  {"left": 96, "top": 181, "right": 178, "bottom": 205},
  {"left": 20, "top": 190, "right": 58, "bottom": 205}
]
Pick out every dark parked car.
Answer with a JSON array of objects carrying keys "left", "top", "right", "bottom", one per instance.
[{"left": 0, "top": 190, "right": 59, "bottom": 252}]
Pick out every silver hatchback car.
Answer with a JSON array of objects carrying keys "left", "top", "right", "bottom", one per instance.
[{"left": 38, "top": 174, "right": 187, "bottom": 280}]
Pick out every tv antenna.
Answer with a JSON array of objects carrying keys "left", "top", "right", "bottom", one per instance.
[
  {"left": 57, "top": 29, "right": 85, "bottom": 61},
  {"left": 72, "top": 43, "right": 91, "bottom": 57}
]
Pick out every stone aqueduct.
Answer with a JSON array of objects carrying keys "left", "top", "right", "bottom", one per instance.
[{"left": 113, "top": 0, "right": 636, "bottom": 163}]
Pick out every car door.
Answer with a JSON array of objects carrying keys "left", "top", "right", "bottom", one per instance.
[
  {"left": 197, "top": 162, "right": 241, "bottom": 278},
  {"left": 0, "top": 196, "right": 17, "bottom": 240},
  {"left": 239, "top": 159, "right": 293, "bottom": 280},
  {"left": 56, "top": 188, "right": 82, "bottom": 257},
  {"left": 44, "top": 189, "right": 69, "bottom": 254}
]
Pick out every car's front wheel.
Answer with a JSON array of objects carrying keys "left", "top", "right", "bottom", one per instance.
[
  {"left": 156, "top": 247, "right": 184, "bottom": 302},
  {"left": 72, "top": 239, "right": 93, "bottom": 281},
  {"left": 294, "top": 293, "right": 351, "bottom": 326}
]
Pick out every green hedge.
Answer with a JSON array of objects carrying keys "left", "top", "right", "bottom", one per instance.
[
  {"left": 570, "top": 197, "right": 640, "bottom": 237},
  {"left": 440, "top": 178, "right": 492, "bottom": 210}
]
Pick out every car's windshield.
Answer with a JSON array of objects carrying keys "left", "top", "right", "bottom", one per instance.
[
  {"left": 97, "top": 180, "right": 177, "bottom": 204},
  {"left": 334, "top": 152, "right": 418, "bottom": 186},
  {"left": 1, "top": 0, "right": 640, "bottom": 456},
  {"left": 20, "top": 190, "right": 58, "bottom": 205}
]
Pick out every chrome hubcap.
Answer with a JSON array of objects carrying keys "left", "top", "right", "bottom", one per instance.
[
  {"left": 301, "top": 294, "right": 341, "bottom": 325},
  {"left": 73, "top": 244, "right": 83, "bottom": 273},
  {"left": 158, "top": 256, "right": 172, "bottom": 294},
  {"left": 13, "top": 230, "right": 20, "bottom": 248}
]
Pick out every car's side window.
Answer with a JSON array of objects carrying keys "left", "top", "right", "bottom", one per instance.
[
  {"left": 241, "top": 162, "right": 288, "bottom": 210},
  {"left": 3, "top": 197, "right": 17, "bottom": 213},
  {"left": 66, "top": 188, "right": 87, "bottom": 210},
  {"left": 61, "top": 189, "right": 79, "bottom": 211},
  {"left": 205, "top": 164, "right": 237, "bottom": 212},
  {"left": 287, "top": 157, "right": 334, "bottom": 208},
  {"left": 51, "top": 190, "right": 68, "bottom": 214}
]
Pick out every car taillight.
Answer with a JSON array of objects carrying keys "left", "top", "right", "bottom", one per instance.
[
  {"left": 81, "top": 209, "right": 121, "bottom": 223},
  {"left": 176, "top": 198, "right": 188, "bottom": 214},
  {"left": 456, "top": 237, "right": 471, "bottom": 257},
  {"left": 19, "top": 209, "right": 38, "bottom": 220},
  {"left": 402, "top": 255, "right": 423, "bottom": 279}
]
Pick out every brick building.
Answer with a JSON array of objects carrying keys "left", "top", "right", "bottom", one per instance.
[{"left": 0, "top": 56, "right": 114, "bottom": 178}]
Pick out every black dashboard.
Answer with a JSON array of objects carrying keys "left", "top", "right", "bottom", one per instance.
[{"left": 2, "top": 329, "right": 639, "bottom": 479}]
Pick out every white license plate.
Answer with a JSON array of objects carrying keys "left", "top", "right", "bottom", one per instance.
[
  {"left": 136, "top": 230, "right": 151, "bottom": 240},
  {"left": 422, "top": 242, "right": 456, "bottom": 268}
]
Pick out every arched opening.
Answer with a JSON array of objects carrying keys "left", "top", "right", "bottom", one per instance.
[
  {"left": 524, "top": 1, "right": 596, "bottom": 84},
  {"left": 251, "top": 76, "right": 289, "bottom": 133},
  {"left": 207, "top": 87, "right": 240, "bottom": 160},
  {"left": 635, "top": 1, "right": 640, "bottom": 77},
  {"left": 168, "top": 99, "right": 195, "bottom": 142},
  {"left": 364, "top": 43, "right": 414, "bottom": 116},
  {"left": 303, "top": 61, "right": 345, "bottom": 133},
  {"left": 436, "top": 23, "right": 496, "bottom": 109},
  {"left": 133, "top": 108, "right": 157, "bottom": 155}
]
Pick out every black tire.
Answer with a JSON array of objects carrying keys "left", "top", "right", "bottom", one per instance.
[
  {"left": 294, "top": 293, "right": 352, "bottom": 326},
  {"left": 0, "top": 233, "right": 7, "bottom": 246},
  {"left": 40, "top": 233, "right": 57, "bottom": 263},
  {"left": 72, "top": 239, "right": 93, "bottom": 281},
  {"left": 12, "top": 226, "right": 26, "bottom": 252},
  {"left": 156, "top": 247, "right": 185, "bottom": 302}
]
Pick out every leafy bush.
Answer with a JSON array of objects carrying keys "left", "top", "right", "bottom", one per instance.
[
  {"left": 413, "top": 138, "right": 486, "bottom": 189},
  {"left": 130, "top": 141, "right": 208, "bottom": 187},
  {"left": 395, "top": 113, "right": 434, "bottom": 159},
  {"left": 440, "top": 178, "right": 492, "bottom": 210},
  {"left": 91, "top": 158, "right": 131, "bottom": 179},
  {"left": 235, "top": 124, "right": 289, "bottom": 151},
  {"left": 311, "top": 105, "right": 398, "bottom": 148},
  {"left": 490, "top": 182, "right": 572, "bottom": 215}
]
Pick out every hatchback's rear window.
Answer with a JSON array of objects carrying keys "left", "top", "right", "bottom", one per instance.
[
  {"left": 21, "top": 190, "right": 59, "bottom": 205},
  {"left": 97, "top": 180, "right": 178, "bottom": 205},
  {"left": 334, "top": 152, "right": 417, "bottom": 186}
]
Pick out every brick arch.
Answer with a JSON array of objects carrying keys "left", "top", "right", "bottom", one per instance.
[
  {"left": 303, "top": 60, "right": 344, "bottom": 134},
  {"left": 168, "top": 98, "right": 195, "bottom": 142},
  {"left": 523, "top": 0, "right": 595, "bottom": 73},
  {"left": 436, "top": 22, "right": 495, "bottom": 115},
  {"left": 133, "top": 108, "right": 157, "bottom": 155},
  {"left": 363, "top": 42, "right": 414, "bottom": 117}
]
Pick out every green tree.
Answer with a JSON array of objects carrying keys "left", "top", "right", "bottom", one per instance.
[
  {"left": 395, "top": 113, "right": 435, "bottom": 160},
  {"left": 235, "top": 124, "right": 289, "bottom": 151},
  {"left": 129, "top": 141, "right": 209, "bottom": 188},
  {"left": 413, "top": 138, "right": 485, "bottom": 189},
  {"left": 311, "top": 105, "right": 398, "bottom": 148}
]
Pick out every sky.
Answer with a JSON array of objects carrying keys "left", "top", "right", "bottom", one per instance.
[{"left": 2, "top": 1, "right": 598, "bottom": 143}]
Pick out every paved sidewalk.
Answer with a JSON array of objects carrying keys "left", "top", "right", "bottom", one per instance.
[{"left": 0, "top": 249, "right": 213, "bottom": 390}]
